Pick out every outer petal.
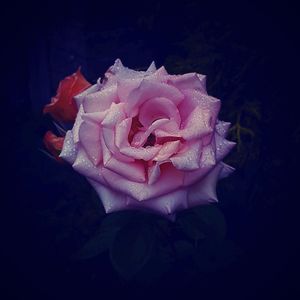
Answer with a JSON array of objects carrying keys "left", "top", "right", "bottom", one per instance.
[
  {"left": 168, "top": 73, "right": 206, "bottom": 92},
  {"left": 74, "top": 83, "right": 100, "bottom": 108},
  {"left": 72, "top": 148, "right": 105, "bottom": 184},
  {"left": 79, "top": 121, "right": 102, "bottom": 165},
  {"left": 83, "top": 85, "right": 118, "bottom": 113},
  {"left": 72, "top": 105, "right": 85, "bottom": 143},
  {"left": 102, "top": 163, "right": 184, "bottom": 201},
  {"left": 214, "top": 133, "right": 236, "bottom": 162},
  {"left": 183, "top": 144, "right": 216, "bottom": 186},
  {"left": 178, "top": 90, "right": 220, "bottom": 122},
  {"left": 180, "top": 106, "right": 213, "bottom": 140},
  {"left": 216, "top": 120, "right": 231, "bottom": 137},
  {"left": 170, "top": 141, "right": 202, "bottom": 170},
  {"left": 104, "top": 157, "right": 146, "bottom": 183},
  {"left": 101, "top": 103, "right": 126, "bottom": 128},
  {"left": 60, "top": 130, "right": 78, "bottom": 164},
  {"left": 187, "top": 162, "right": 224, "bottom": 207}
]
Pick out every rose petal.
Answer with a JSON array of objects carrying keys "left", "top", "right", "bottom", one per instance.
[
  {"left": 178, "top": 90, "right": 220, "bottom": 122},
  {"left": 72, "top": 148, "right": 105, "bottom": 184},
  {"left": 146, "top": 61, "right": 157, "bottom": 73},
  {"left": 138, "top": 97, "right": 181, "bottom": 127},
  {"left": 102, "top": 127, "right": 134, "bottom": 162},
  {"left": 101, "top": 103, "right": 126, "bottom": 128},
  {"left": 170, "top": 141, "right": 202, "bottom": 170},
  {"left": 131, "top": 118, "right": 169, "bottom": 148},
  {"left": 183, "top": 144, "right": 216, "bottom": 186},
  {"left": 104, "top": 157, "right": 146, "bottom": 183},
  {"left": 180, "top": 106, "right": 213, "bottom": 140},
  {"left": 215, "top": 133, "right": 236, "bottom": 162},
  {"left": 81, "top": 111, "right": 108, "bottom": 124},
  {"left": 102, "top": 163, "right": 184, "bottom": 201},
  {"left": 153, "top": 140, "right": 181, "bottom": 161},
  {"left": 141, "top": 189, "right": 188, "bottom": 215},
  {"left": 125, "top": 79, "right": 184, "bottom": 116},
  {"left": 60, "top": 130, "right": 78, "bottom": 164},
  {"left": 79, "top": 121, "right": 102, "bottom": 165},
  {"left": 219, "top": 162, "right": 235, "bottom": 179},
  {"left": 72, "top": 105, "right": 84, "bottom": 143},
  {"left": 83, "top": 85, "right": 118, "bottom": 113},
  {"left": 216, "top": 120, "right": 231, "bottom": 137},
  {"left": 187, "top": 163, "right": 224, "bottom": 206},
  {"left": 120, "top": 145, "right": 162, "bottom": 161},
  {"left": 74, "top": 83, "right": 100, "bottom": 108},
  {"left": 168, "top": 73, "right": 206, "bottom": 92}
]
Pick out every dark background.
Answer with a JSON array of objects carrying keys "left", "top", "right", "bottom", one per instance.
[{"left": 3, "top": 0, "right": 300, "bottom": 299}]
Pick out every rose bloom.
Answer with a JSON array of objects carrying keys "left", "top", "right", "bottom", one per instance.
[{"left": 60, "top": 59, "right": 235, "bottom": 217}]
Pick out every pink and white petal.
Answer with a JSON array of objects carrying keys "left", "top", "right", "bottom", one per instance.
[
  {"left": 88, "top": 180, "right": 128, "bottom": 213},
  {"left": 214, "top": 133, "right": 236, "bottom": 162},
  {"left": 170, "top": 141, "right": 202, "bottom": 170},
  {"left": 81, "top": 110, "right": 107, "bottom": 124},
  {"left": 105, "top": 58, "right": 125, "bottom": 77},
  {"left": 200, "top": 144, "right": 216, "bottom": 168},
  {"left": 83, "top": 85, "right": 118, "bottom": 113},
  {"left": 72, "top": 105, "right": 84, "bottom": 143},
  {"left": 218, "top": 162, "right": 235, "bottom": 179},
  {"left": 179, "top": 90, "right": 220, "bottom": 122},
  {"left": 142, "top": 189, "right": 188, "bottom": 215},
  {"left": 117, "top": 78, "right": 143, "bottom": 102},
  {"left": 125, "top": 79, "right": 184, "bottom": 116},
  {"left": 168, "top": 73, "right": 206, "bottom": 92},
  {"left": 187, "top": 162, "right": 224, "bottom": 207},
  {"left": 131, "top": 118, "right": 169, "bottom": 147},
  {"left": 153, "top": 140, "right": 181, "bottom": 161},
  {"left": 100, "top": 133, "right": 112, "bottom": 165},
  {"left": 115, "top": 118, "right": 132, "bottom": 148},
  {"left": 104, "top": 157, "right": 146, "bottom": 183},
  {"left": 216, "top": 120, "right": 231, "bottom": 137},
  {"left": 79, "top": 121, "right": 102, "bottom": 165},
  {"left": 120, "top": 145, "right": 162, "bottom": 161},
  {"left": 102, "top": 127, "right": 134, "bottom": 163},
  {"left": 183, "top": 144, "right": 216, "bottom": 186},
  {"left": 138, "top": 97, "right": 181, "bottom": 127},
  {"left": 101, "top": 103, "right": 126, "bottom": 128},
  {"left": 60, "top": 130, "right": 78, "bottom": 164},
  {"left": 74, "top": 84, "right": 100, "bottom": 108},
  {"left": 151, "top": 66, "right": 169, "bottom": 77},
  {"left": 146, "top": 61, "right": 157, "bottom": 73},
  {"left": 72, "top": 148, "right": 105, "bottom": 184},
  {"left": 148, "top": 161, "right": 162, "bottom": 185},
  {"left": 180, "top": 106, "right": 213, "bottom": 140},
  {"left": 102, "top": 163, "right": 184, "bottom": 201}
]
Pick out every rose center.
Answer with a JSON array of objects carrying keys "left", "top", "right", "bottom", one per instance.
[{"left": 143, "top": 133, "right": 156, "bottom": 147}]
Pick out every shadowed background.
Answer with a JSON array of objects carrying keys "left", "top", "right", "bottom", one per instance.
[{"left": 4, "top": 0, "right": 300, "bottom": 299}]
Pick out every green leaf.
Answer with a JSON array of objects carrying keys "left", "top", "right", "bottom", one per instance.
[
  {"left": 174, "top": 240, "right": 195, "bottom": 259},
  {"left": 177, "top": 212, "right": 207, "bottom": 241},
  {"left": 110, "top": 221, "right": 156, "bottom": 280},
  {"left": 193, "top": 205, "right": 227, "bottom": 242},
  {"left": 72, "top": 211, "right": 134, "bottom": 259},
  {"left": 177, "top": 205, "right": 227, "bottom": 245}
]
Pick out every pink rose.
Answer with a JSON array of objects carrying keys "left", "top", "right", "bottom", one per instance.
[{"left": 60, "top": 59, "right": 235, "bottom": 217}]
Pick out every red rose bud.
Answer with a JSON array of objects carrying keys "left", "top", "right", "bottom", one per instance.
[
  {"left": 43, "top": 68, "right": 91, "bottom": 122},
  {"left": 43, "top": 131, "right": 65, "bottom": 162}
]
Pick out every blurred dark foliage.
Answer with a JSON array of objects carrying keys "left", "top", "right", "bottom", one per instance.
[{"left": 3, "top": 0, "right": 300, "bottom": 299}]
